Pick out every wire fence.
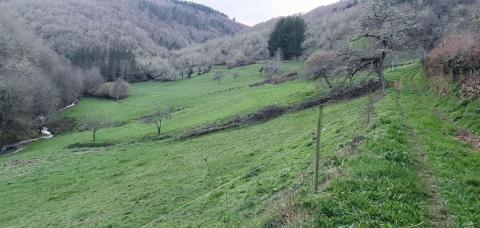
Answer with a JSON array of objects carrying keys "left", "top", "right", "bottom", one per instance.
[
  {"left": 139, "top": 76, "right": 378, "bottom": 226},
  {"left": 141, "top": 143, "right": 296, "bottom": 227}
]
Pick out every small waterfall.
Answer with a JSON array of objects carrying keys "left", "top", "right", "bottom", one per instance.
[{"left": 41, "top": 127, "right": 53, "bottom": 139}]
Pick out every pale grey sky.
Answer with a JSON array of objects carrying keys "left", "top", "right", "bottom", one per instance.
[{"left": 191, "top": 0, "right": 340, "bottom": 26}]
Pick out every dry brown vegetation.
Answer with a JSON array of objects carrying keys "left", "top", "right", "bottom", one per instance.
[
  {"left": 424, "top": 34, "right": 480, "bottom": 98},
  {"left": 94, "top": 78, "right": 130, "bottom": 101},
  {"left": 456, "top": 129, "right": 480, "bottom": 151}
]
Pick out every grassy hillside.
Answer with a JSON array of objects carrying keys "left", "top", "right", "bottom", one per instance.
[
  {"left": 0, "top": 64, "right": 479, "bottom": 227},
  {"left": 282, "top": 65, "right": 480, "bottom": 227}
]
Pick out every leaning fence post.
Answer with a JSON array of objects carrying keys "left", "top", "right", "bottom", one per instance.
[{"left": 314, "top": 104, "right": 324, "bottom": 193}]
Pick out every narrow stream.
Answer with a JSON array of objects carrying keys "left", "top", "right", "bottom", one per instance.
[{"left": 0, "top": 101, "right": 77, "bottom": 155}]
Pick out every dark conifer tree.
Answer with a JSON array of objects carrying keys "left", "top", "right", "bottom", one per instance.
[{"left": 267, "top": 15, "right": 307, "bottom": 60}]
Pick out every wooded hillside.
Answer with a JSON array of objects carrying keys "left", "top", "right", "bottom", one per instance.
[
  {"left": 174, "top": 0, "right": 480, "bottom": 67},
  {"left": 0, "top": 0, "right": 246, "bottom": 81}
]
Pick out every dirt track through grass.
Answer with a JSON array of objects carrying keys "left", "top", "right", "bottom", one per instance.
[
  {"left": 390, "top": 66, "right": 480, "bottom": 226},
  {"left": 410, "top": 126, "right": 454, "bottom": 228},
  {"left": 394, "top": 83, "right": 454, "bottom": 227}
]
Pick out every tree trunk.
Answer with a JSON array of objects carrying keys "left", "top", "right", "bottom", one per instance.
[
  {"left": 93, "top": 130, "right": 96, "bottom": 142},
  {"left": 156, "top": 121, "right": 162, "bottom": 135},
  {"left": 323, "top": 76, "right": 333, "bottom": 91},
  {"left": 314, "top": 104, "right": 324, "bottom": 193},
  {"left": 378, "top": 67, "right": 385, "bottom": 92},
  {"left": 375, "top": 54, "right": 386, "bottom": 92}
]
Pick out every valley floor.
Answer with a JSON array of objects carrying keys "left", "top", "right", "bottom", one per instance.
[{"left": 0, "top": 64, "right": 478, "bottom": 227}]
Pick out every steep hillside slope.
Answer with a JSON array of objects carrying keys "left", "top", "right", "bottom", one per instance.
[
  {"left": 174, "top": 0, "right": 480, "bottom": 67},
  {"left": 0, "top": 13, "right": 94, "bottom": 145},
  {"left": 1, "top": 64, "right": 478, "bottom": 227},
  {"left": 1, "top": 0, "right": 245, "bottom": 53},
  {"left": 0, "top": 0, "right": 246, "bottom": 79}
]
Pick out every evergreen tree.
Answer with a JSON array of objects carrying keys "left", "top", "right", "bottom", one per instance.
[
  {"left": 267, "top": 15, "right": 307, "bottom": 60},
  {"left": 69, "top": 46, "right": 137, "bottom": 82}
]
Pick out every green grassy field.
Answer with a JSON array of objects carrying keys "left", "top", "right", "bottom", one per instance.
[{"left": 0, "top": 63, "right": 478, "bottom": 227}]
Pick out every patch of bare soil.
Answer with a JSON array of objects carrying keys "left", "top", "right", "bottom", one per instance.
[
  {"left": 141, "top": 134, "right": 173, "bottom": 142},
  {"left": 393, "top": 80, "right": 404, "bottom": 91},
  {"left": 456, "top": 129, "right": 480, "bottom": 151},
  {"left": 4, "top": 159, "right": 41, "bottom": 167},
  {"left": 266, "top": 189, "right": 310, "bottom": 226},
  {"left": 204, "top": 85, "right": 247, "bottom": 96},
  {"left": 433, "top": 107, "right": 480, "bottom": 152},
  {"left": 249, "top": 72, "right": 299, "bottom": 87},
  {"left": 337, "top": 136, "right": 365, "bottom": 159}
]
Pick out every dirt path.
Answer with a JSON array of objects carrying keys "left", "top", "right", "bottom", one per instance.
[
  {"left": 394, "top": 84, "right": 454, "bottom": 227},
  {"left": 409, "top": 124, "right": 454, "bottom": 227}
]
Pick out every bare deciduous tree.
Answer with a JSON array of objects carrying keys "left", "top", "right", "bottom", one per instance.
[
  {"left": 340, "top": 0, "right": 415, "bottom": 92},
  {"left": 143, "top": 106, "right": 172, "bottom": 136},
  {"left": 263, "top": 50, "right": 283, "bottom": 80},
  {"left": 82, "top": 111, "right": 112, "bottom": 142},
  {"left": 112, "top": 78, "right": 130, "bottom": 102},
  {"left": 306, "top": 51, "right": 339, "bottom": 90},
  {"left": 233, "top": 72, "right": 241, "bottom": 80},
  {"left": 212, "top": 71, "right": 224, "bottom": 84}
]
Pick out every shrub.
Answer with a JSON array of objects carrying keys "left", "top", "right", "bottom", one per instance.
[
  {"left": 305, "top": 51, "right": 338, "bottom": 90},
  {"left": 424, "top": 34, "right": 477, "bottom": 77},
  {"left": 263, "top": 50, "right": 283, "bottom": 79},
  {"left": 94, "top": 78, "right": 130, "bottom": 100},
  {"left": 424, "top": 34, "right": 480, "bottom": 98}
]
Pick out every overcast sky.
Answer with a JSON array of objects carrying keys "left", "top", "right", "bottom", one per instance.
[{"left": 191, "top": 0, "right": 340, "bottom": 26}]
